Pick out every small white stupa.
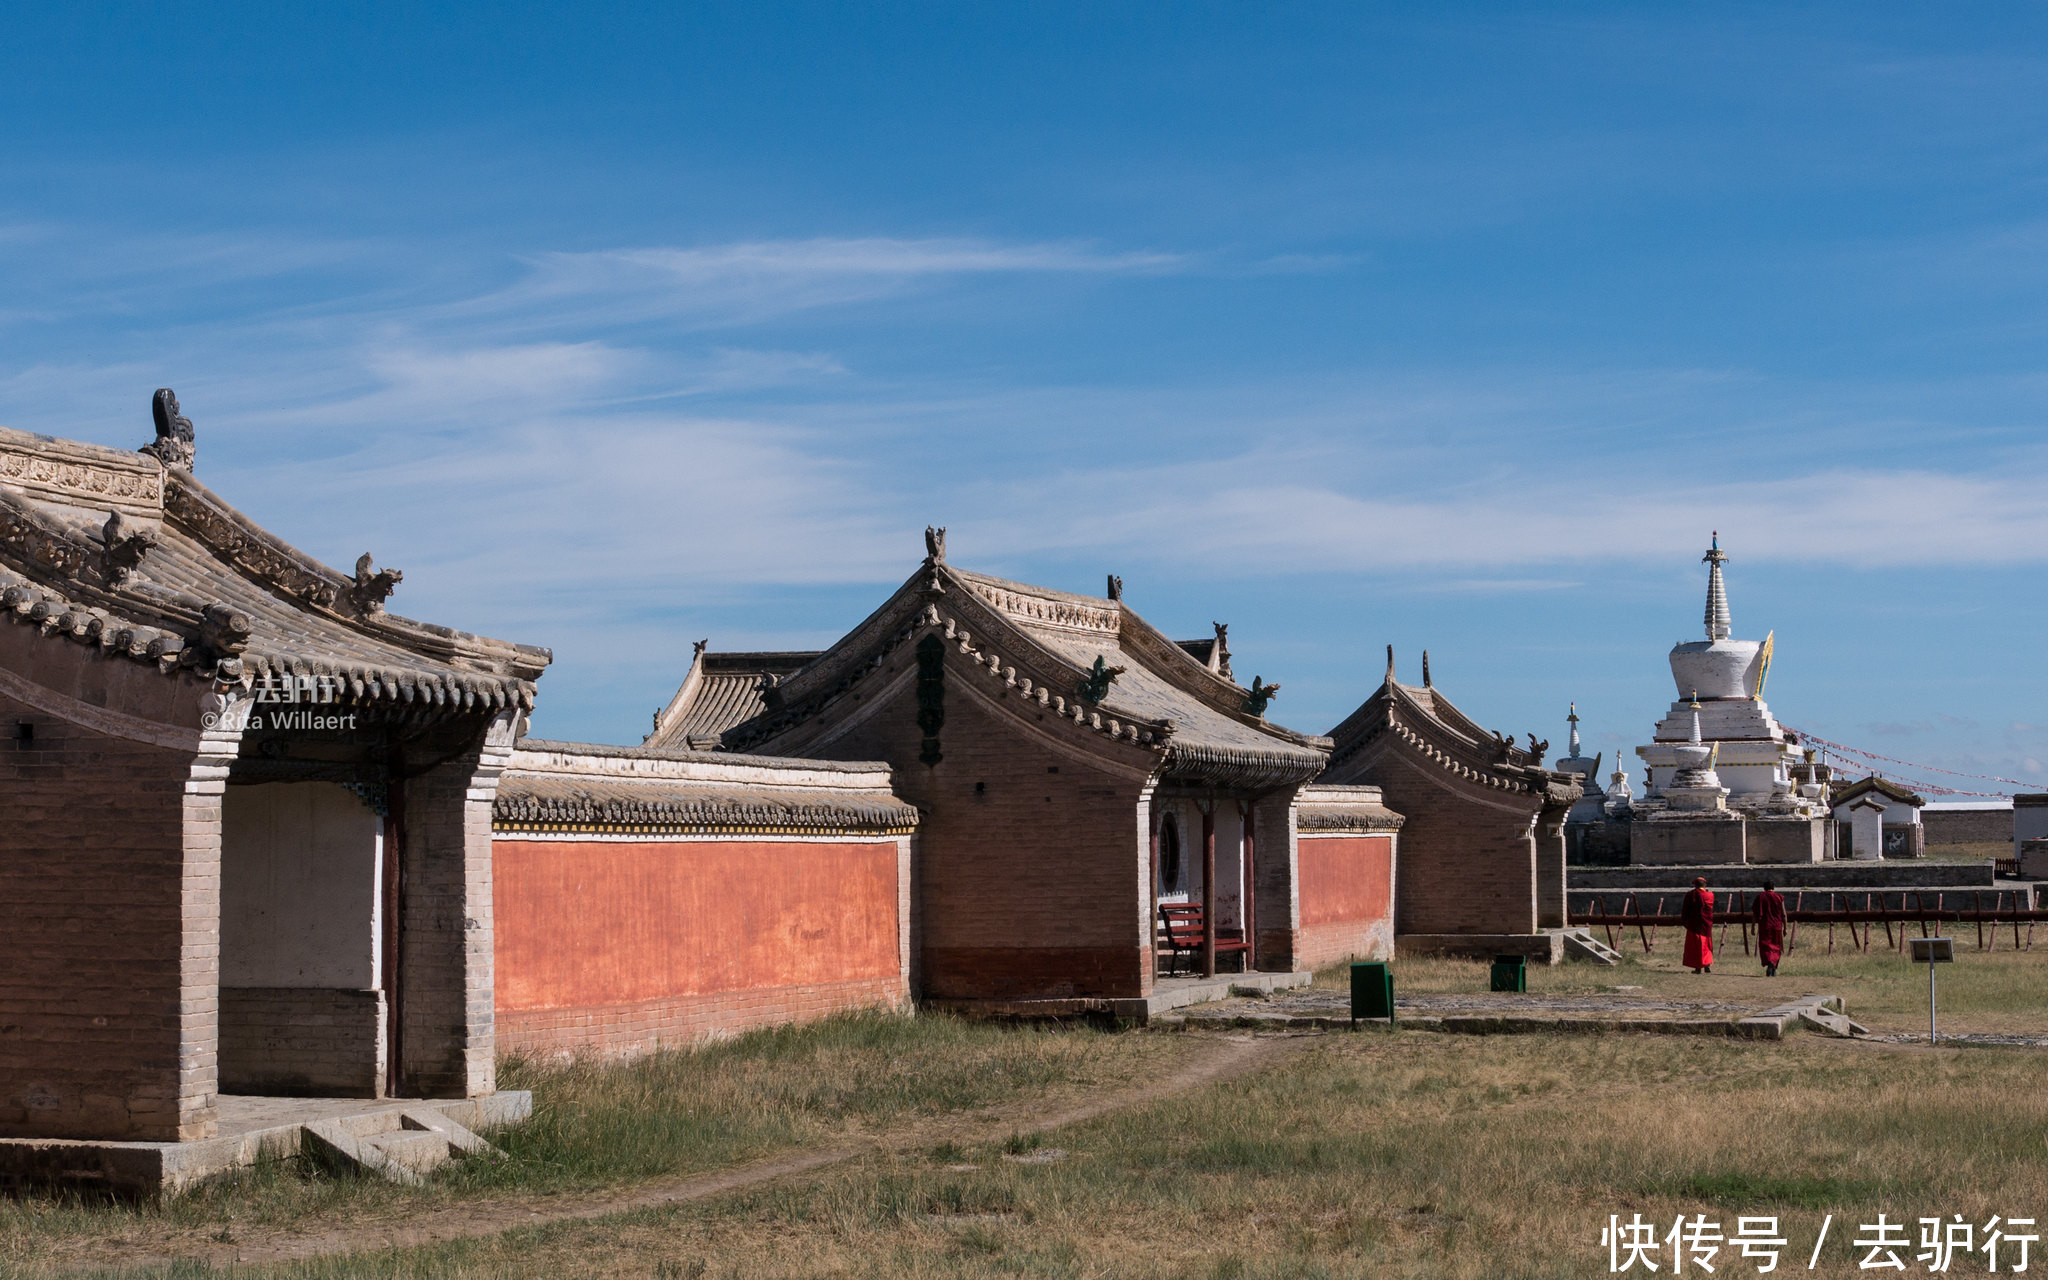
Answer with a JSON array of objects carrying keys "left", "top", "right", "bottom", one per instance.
[
  {"left": 1554, "top": 704, "right": 1633, "bottom": 864},
  {"left": 1629, "top": 534, "right": 1829, "bottom": 864}
]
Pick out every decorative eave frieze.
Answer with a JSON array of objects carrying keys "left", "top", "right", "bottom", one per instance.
[
  {"left": 0, "top": 426, "right": 165, "bottom": 516},
  {"left": 961, "top": 576, "right": 1121, "bottom": 634}
]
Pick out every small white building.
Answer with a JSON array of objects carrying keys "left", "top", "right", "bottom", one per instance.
[
  {"left": 1828, "top": 777, "right": 1924, "bottom": 860},
  {"left": 2014, "top": 795, "right": 2048, "bottom": 859}
]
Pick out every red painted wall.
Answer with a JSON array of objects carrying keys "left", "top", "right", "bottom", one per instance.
[
  {"left": 1295, "top": 833, "right": 1395, "bottom": 968},
  {"left": 492, "top": 837, "right": 904, "bottom": 1056}
]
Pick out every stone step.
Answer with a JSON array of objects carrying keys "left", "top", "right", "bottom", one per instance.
[
  {"left": 1796, "top": 1007, "right": 1870, "bottom": 1038},
  {"left": 362, "top": 1130, "right": 452, "bottom": 1177},
  {"left": 1557, "top": 928, "right": 1622, "bottom": 966},
  {"left": 299, "top": 1107, "right": 501, "bottom": 1184}
]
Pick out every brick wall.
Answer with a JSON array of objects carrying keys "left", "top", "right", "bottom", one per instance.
[
  {"left": 764, "top": 653, "right": 1158, "bottom": 1001},
  {"left": 1326, "top": 747, "right": 1540, "bottom": 936},
  {"left": 0, "top": 633, "right": 225, "bottom": 1141},
  {"left": 1294, "top": 833, "right": 1395, "bottom": 968},
  {"left": 218, "top": 987, "right": 383, "bottom": 1096},
  {"left": 1925, "top": 809, "right": 2009, "bottom": 846},
  {"left": 498, "top": 976, "right": 906, "bottom": 1058},
  {"left": 492, "top": 834, "right": 907, "bottom": 1059}
]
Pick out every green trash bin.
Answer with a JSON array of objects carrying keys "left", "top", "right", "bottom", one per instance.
[
  {"left": 1351, "top": 961, "right": 1394, "bottom": 1024},
  {"left": 1490, "top": 954, "right": 1527, "bottom": 993}
]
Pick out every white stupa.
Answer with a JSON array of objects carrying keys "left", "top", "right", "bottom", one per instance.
[
  {"left": 1629, "top": 535, "right": 1828, "bottom": 864},
  {"left": 1636, "top": 534, "right": 1820, "bottom": 812}
]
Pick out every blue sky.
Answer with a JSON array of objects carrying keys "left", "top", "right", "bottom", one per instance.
[{"left": 4, "top": 4, "right": 2047, "bottom": 791}]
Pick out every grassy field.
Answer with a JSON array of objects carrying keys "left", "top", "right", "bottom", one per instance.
[
  {"left": 0, "top": 1012, "right": 1184, "bottom": 1278},
  {"left": 1340, "top": 931, "right": 2048, "bottom": 1033},
  {"left": 35, "top": 1029, "right": 2048, "bottom": 1280},
  {"left": 12, "top": 950, "right": 2048, "bottom": 1279}
]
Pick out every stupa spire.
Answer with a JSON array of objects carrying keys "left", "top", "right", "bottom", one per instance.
[
  {"left": 1567, "top": 703, "right": 1581, "bottom": 757},
  {"left": 1702, "top": 531, "right": 1731, "bottom": 641}
]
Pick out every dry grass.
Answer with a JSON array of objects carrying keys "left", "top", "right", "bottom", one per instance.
[
  {"left": 52, "top": 1031, "right": 2048, "bottom": 1279},
  {"left": 1322, "top": 931, "right": 2048, "bottom": 1033},
  {"left": 0, "top": 1011, "right": 1181, "bottom": 1277},
  {"left": 1921, "top": 843, "right": 2006, "bottom": 862}
]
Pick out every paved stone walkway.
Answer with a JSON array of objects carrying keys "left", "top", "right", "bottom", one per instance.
[
  {"left": 1175, "top": 987, "right": 1757, "bottom": 1025},
  {"left": 1865, "top": 1031, "right": 2048, "bottom": 1048},
  {"left": 1163, "top": 986, "right": 1852, "bottom": 1038}
]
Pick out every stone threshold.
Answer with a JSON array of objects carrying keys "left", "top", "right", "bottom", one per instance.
[{"left": 0, "top": 1091, "right": 531, "bottom": 1198}]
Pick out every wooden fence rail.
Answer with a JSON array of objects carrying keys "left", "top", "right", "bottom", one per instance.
[{"left": 1566, "top": 890, "right": 2048, "bottom": 956}]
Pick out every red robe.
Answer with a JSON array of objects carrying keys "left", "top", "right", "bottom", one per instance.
[
  {"left": 1755, "top": 889, "right": 1787, "bottom": 967},
  {"left": 1681, "top": 887, "right": 1715, "bottom": 969}
]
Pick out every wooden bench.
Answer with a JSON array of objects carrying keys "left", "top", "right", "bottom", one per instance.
[{"left": 1157, "top": 902, "right": 1249, "bottom": 975}]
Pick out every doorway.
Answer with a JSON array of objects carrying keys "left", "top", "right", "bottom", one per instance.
[{"left": 218, "top": 781, "right": 387, "bottom": 1097}]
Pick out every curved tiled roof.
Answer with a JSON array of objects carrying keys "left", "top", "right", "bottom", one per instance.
[
  {"left": 645, "top": 650, "right": 818, "bottom": 750},
  {"left": 493, "top": 775, "right": 918, "bottom": 834},
  {"left": 1325, "top": 678, "right": 1580, "bottom": 802},
  {"left": 680, "top": 557, "right": 1331, "bottom": 788},
  {"left": 0, "top": 423, "right": 548, "bottom": 713}
]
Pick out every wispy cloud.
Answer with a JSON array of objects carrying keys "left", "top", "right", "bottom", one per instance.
[
  {"left": 953, "top": 456, "right": 2048, "bottom": 573},
  {"left": 463, "top": 236, "right": 1188, "bottom": 330}
]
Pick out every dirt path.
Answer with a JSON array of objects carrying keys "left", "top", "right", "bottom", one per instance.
[{"left": 86, "top": 1031, "right": 1306, "bottom": 1275}]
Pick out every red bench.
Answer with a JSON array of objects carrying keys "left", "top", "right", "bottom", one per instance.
[{"left": 1157, "top": 902, "right": 1249, "bottom": 975}]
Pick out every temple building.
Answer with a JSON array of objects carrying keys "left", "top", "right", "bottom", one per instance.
[
  {"left": 0, "top": 400, "right": 548, "bottom": 1144},
  {"left": 0, "top": 397, "right": 924, "bottom": 1177},
  {"left": 651, "top": 536, "right": 1402, "bottom": 1013},
  {"left": 1320, "top": 650, "right": 1581, "bottom": 961},
  {"left": 1628, "top": 535, "right": 1831, "bottom": 864}
]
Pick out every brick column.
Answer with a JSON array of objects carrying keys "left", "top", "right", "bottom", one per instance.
[
  {"left": 396, "top": 711, "right": 516, "bottom": 1098},
  {"left": 0, "top": 655, "right": 243, "bottom": 1141},
  {"left": 1249, "top": 790, "right": 1301, "bottom": 971},
  {"left": 162, "top": 712, "right": 246, "bottom": 1139},
  {"left": 1535, "top": 797, "right": 1571, "bottom": 930}
]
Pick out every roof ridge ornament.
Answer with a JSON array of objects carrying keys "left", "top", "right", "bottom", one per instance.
[
  {"left": 1241, "top": 675, "right": 1280, "bottom": 718},
  {"left": 1106, "top": 573, "right": 1122, "bottom": 601},
  {"left": 1385, "top": 643, "right": 1395, "bottom": 686},
  {"left": 100, "top": 510, "right": 156, "bottom": 585},
  {"left": 348, "top": 553, "right": 403, "bottom": 614},
  {"left": 1077, "top": 654, "right": 1126, "bottom": 704},
  {"left": 141, "top": 388, "right": 197, "bottom": 471},
  {"left": 923, "top": 525, "right": 946, "bottom": 564},
  {"left": 1422, "top": 649, "right": 1432, "bottom": 687},
  {"left": 1702, "top": 530, "right": 1731, "bottom": 641},
  {"left": 1211, "top": 622, "right": 1232, "bottom": 679}
]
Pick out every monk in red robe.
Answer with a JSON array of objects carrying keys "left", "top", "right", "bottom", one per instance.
[
  {"left": 1754, "top": 880, "right": 1787, "bottom": 977},
  {"left": 1682, "top": 877, "right": 1714, "bottom": 973}
]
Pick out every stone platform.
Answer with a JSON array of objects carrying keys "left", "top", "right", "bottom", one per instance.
[
  {"left": 0, "top": 1092, "right": 531, "bottom": 1197},
  {"left": 924, "top": 969, "right": 1312, "bottom": 1024},
  {"left": 1396, "top": 933, "right": 1565, "bottom": 964},
  {"left": 1163, "top": 988, "right": 1855, "bottom": 1040}
]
